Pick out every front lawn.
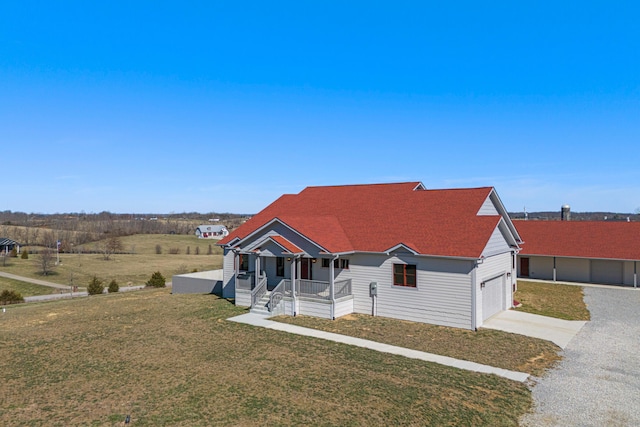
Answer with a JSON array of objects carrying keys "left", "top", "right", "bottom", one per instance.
[
  {"left": 0, "top": 276, "right": 59, "bottom": 297},
  {"left": 0, "top": 289, "right": 531, "bottom": 426}
]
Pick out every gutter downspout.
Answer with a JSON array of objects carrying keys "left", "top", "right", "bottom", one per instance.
[
  {"left": 635, "top": 261, "right": 637, "bottom": 289},
  {"left": 553, "top": 256, "right": 557, "bottom": 282},
  {"left": 329, "top": 255, "right": 339, "bottom": 320}
]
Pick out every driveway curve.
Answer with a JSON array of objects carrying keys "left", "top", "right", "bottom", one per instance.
[{"left": 521, "top": 286, "right": 640, "bottom": 426}]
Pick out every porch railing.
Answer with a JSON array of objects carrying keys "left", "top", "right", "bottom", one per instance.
[
  {"left": 236, "top": 271, "right": 255, "bottom": 291},
  {"left": 269, "top": 280, "right": 286, "bottom": 313},
  {"left": 251, "top": 275, "right": 268, "bottom": 307},
  {"left": 280, "top": 278, "right": 352, "bottom": 301}
]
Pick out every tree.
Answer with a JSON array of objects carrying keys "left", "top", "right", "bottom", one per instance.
[
  {"left": 87, "top": 276, "right": 104, "bottom": 295},
  {"left": 21, "top": 249, "right": 29, "bottom": 259},
  {"left": 9, "top": 247, "right": 17, "bottom": 258},
  {"left": 99, "top": 236, "right": 124, "bottom": 260},
  {"left": 0, "top": 289, "right": 24, "bottom": 305},
  {"left": 108, "top": 279, "right": 119, "bottom": 293},
  {"left": 38, "top": 248, "right": 55, "bottom": 276},
  {"left": 146, "top": 271, "right": 166, "bottom": 288}
]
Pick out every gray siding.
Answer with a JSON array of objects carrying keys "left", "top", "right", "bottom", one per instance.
[
  {"left": 222, "top": 248, "right": 236, "bottom": 298},
  {"left": 525, "top": 256, "right": 554, "bottom": 280},
  {"left": 335, "top": 297, "right": 354, "bottom": 318},
  {"left": 235, "top": 290, "right": 251, "bottom": 307},
  {"left": 557, "top": 258, "right": 590, "bottom": 282},
  {"left": 482, "top": 226, "right": 511, "bottom": 257},
  {"left": 299, "top": 298, "right": 332, "bottom": 319},
  {"left": 477, "top": 195, "right": 499, "bottom": 215},
  {"left": 349, "top": 253, "right": 475, "bottom": 329},
  {"left": 623, "top": 261, "right": 637, "bottom": 286},
  {"left": 591, "top": 260, "right": 623, "bottom": 285}
]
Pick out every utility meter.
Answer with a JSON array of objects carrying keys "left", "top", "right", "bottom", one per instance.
[{"left": 369, "top": 281, "right": 378, "bottom": 297}]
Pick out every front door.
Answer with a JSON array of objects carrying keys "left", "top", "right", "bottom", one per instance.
[
  {"left": 300, "top": 258, "right": 312, "bottom": 280},
  {"left": 520, "top": 257, "right": 530, "bottom": 277}
]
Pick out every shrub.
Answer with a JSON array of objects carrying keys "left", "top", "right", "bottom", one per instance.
[
  {"left": 168, "top": 247, "right": 180, "bottom": 255},
  {"left": 186, "top": 246, "right": 190, "bottom": 255},
  {"left": 0, "top": 289, "right": 24, "bottom": 305},
  {"left": 21, "top": 249, "right": 29, "bottom": 259},
  {"left": 108, "top": 279, "right": 119, "bottom": 293},
  {"left": 155, "top": 244, "right": 162, "bottom": 255},
  {"left": 87, "top": 276, "right": 105, "bottom": 295},
  {"left": 146, "top": 271, "right": 166, "bottom": 288},
  {"left": 195, "top": 246, "right": 200, "bottom": 255},
  {"left": 207, "top": 244, "right": 213, "bottom": 255},
  {"left": 10, "top": 247, "right": 18, "bottom": 258}
]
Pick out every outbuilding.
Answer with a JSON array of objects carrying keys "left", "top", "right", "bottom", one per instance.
[
  {"left": 195, "top": 225, "right": 229, "bottom": 239},
  {"left": 516, "top": 220, "right": 640, "bottom": 287}
]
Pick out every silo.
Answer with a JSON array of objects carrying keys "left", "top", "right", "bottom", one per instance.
[{"left": 561, "top": 204, "right": 571, "bottom": 221}]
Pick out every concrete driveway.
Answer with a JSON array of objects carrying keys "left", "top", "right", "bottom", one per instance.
[{"left": 482, "top": 310, "right": 587, "bottom": 349}]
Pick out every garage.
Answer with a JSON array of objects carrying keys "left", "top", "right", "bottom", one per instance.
[
  {"left": 482, "top": 275, "right": 504, "bottom": 321},
  {"left": 591, "top": 260, "right": 623, "bottom": 285}
]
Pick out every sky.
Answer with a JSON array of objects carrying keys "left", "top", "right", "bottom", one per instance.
[{"left": 1, "top": 1, "right": 639, "bottom": 215}]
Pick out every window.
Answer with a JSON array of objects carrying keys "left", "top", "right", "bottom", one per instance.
[
  {"left": 393, "top": 264, "right": 416, "bottom": 287},
  {"left": 276, "top": 257, "right": 285, "bottom": 277},
  {"left": 239, "top": 254, "right": 249, "bottom": 271},
  {"left": 321, "top": 258, "right": 349, "bottom": 269}
]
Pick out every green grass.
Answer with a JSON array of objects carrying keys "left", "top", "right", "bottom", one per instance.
[
  {"left": 0, "top": 290, "right": 532, "bottom": 426},
  {"left": 515, "top": 280, "right": 591, "bottom": 321},
  {"left": 0, "top": 276, "right": 59, "bottom": 297},
  {"left": 274, "top": 313, "right": 561, "bottom": 377},
  {"left": 0, "top": 234, "right": 223, "bottom": 287}
]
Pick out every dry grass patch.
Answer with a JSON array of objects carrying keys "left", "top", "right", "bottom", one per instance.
[
  {"left": 515, "top": 280, "right": 590, "bottom": 321},
  {"left": 275, "top": 314, "right": 561, "bottom": 377},
  {"left": 0, "top": 234, "right": 222, "bottom": 287},
  {"left": 0, "top": 276, "right": 58, "bottom": 297},
  {"left": 0, "top": 290, "right": 531, "bottom": 426}
]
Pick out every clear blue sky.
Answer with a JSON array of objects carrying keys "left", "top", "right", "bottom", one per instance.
[{"left": 2, "top": 1, "right": 638, "bottom": 214}]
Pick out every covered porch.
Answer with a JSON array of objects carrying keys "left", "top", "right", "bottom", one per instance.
[{"left": 233, "top": 251, "right": 354, "bottom": 319}]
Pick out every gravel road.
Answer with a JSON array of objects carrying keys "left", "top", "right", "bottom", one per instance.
[{"left": 521, "top": 286, "right": 640, "bottom": 426}]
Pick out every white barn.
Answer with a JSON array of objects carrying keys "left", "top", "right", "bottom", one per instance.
[
  {"left": 217, "top": 182, "right": 522, "bottom": 330},
  {"left": 195, "top": 225, "right": 229, "bottom": 239}
]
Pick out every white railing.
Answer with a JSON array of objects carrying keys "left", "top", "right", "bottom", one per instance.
[
  {"left": 298, "top": 279, "right": 331, "bottom": 299},
  {"left": 251, "top": 275, "right": 267, "bottom": 307},
  {"left": 335, "top": 279, "right": 352, "bottom": 299},
  {"left": 269, "top": 280, "right": 286, "bottom": 313},
  {"left": 236, "top": 271, "right": 255, "bottom": 291}
]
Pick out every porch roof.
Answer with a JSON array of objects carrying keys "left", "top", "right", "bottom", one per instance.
[{"left": 269, "top": 235, "right": 304, "bottom": 254}]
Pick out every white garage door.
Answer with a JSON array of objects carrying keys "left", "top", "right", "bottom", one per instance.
[
  {"left": 591, "top": 260, "right": 623, "bottom": 285},
  {"left": 482, "top": 275, "right": 504, "bottom": 321}
]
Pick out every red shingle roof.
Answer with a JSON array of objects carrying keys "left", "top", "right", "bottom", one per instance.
[
  {"left": 269, "top": 235, "right": 304, "bottom": 254},
  {"left": 219, "top": 182, "right": 505, "bottom": 258},
  {"left": 516, "top": 220, "right": 640, "bottom": 261}
]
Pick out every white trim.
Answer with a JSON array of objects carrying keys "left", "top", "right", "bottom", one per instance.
[{"left": 227, "top": 217, "right": 331, "bottom": 253}]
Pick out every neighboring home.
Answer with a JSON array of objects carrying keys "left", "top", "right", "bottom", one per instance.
[
  {"left": 516, "top": 220, "right": 640, "bottom": 287},
  {"left": 0, "top": 238, "right": 20, "bottom": 255},
  {"left": 217, "top": 182, "right": 522, "bottom": 330},
  {"left": 195, "top": 225, "right": 229, "bottom": 239}
]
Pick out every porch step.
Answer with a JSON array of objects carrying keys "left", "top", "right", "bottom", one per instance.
[{"left": 250, "top": 291, "right": 272, "bottom": 315}]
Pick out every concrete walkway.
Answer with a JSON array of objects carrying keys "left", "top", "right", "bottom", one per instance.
[
  {"left": 228, "top": 312, "right": 530, "bottom": 382},
  {"left": 0, "top": 271, "right": 70, "bottom": 290},
  {"left": 482, "top": 310, "right": 587, "bottom": 349}
]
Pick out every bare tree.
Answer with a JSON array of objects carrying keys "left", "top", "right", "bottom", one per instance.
[
  {"left": 98, "top": 236, "right": 124, "bottom": 260},
  {"left": 38, "top": 248, "right": 54, "bottom": 276}
]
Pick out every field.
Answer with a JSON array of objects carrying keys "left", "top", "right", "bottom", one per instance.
[
  {"left": 0, "top": 234, "right": 223, "bottom": 288},
  {"left": 0, "top": 289, "right": 532, "bottom": 426},
  {"left": 0, "top": 276, "right": 58, "bottom": 297},
  {"left": 514, "top": 280, "right": 591, "bottom": 321}
]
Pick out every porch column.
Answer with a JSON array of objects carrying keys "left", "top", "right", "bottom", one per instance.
[
  {"left": 634, "top": 261, "right": 637, "bottom": 289},
  {"left": 553, "top": 257, "right": 557, "bottom": 281},
  {"left": 233, "top": 250, "right": 240, "bottom": 289},
  {"left": 329, "top": 257, "right": 336, "bottom": 320},
  {"left": 290, "top": 256, "right": 297, "bottom": 316},
  {"left": 255, "top": 254, "right": 261, "bottom": 288}
]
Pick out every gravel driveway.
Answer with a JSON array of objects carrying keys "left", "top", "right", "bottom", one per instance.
[{"left": 521, "top": 286, "right": 640, "bottom": 426}]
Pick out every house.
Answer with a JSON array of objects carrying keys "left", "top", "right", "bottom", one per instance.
[
  {"left": 217, "top": 182, "right": 522, "bottom": 330},
  {"left": 516, "top": 220, "right": 640, "bottom": 287},
  {"left": 195, "top": 225, "right": 229, "bottom": 239},
  {"left": 0, "top": 238, "right": 20, "bottom": 255}
]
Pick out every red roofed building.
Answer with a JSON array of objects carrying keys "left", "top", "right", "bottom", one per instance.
[
  {"left": 218, "top": 182, "right": 522, "bottom": 330},
  {"left": 516, "top": 220, "right": 640, "bottom": 287}
]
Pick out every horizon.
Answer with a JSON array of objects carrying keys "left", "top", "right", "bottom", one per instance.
[{"left": 2, "top": 2, "right": 638, "bottom": 214}]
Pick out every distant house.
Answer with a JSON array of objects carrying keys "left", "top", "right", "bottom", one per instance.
[
  {"left": 0, "top": 238, "right": 20, "bottom": 255},
  {"left": 516, "top": 220, "right": 640, "bottom": 287},
  {"left": 217, "top": 182, "right": 522, "bottom": 330},
  {"left": 195, "top": 225, "right": 229, "bottom": 239}
]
